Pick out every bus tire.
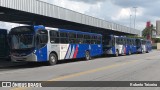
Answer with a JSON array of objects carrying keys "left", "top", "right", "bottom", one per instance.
[
  {"left": 141, "top": 49, "right": 144, "bottom": 54},
  {"left": 85, "top": 51, "right": 91, "bottom": 60},
  {"left": 129, "top": 50, "right": 131, "bottom": 55},
  {"left": 115, "top": 50, "right": 119, "bottom": 57},
  {"left": 48, "top": 53, "right": 57, "bottom": 65}
]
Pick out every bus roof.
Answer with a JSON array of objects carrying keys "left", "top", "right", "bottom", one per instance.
[
  {"left": 59, "top": 29, "right": 102, "bottom": 36},
  {"left": 45, "top": 26, "right": 102, "bottom": 36}
]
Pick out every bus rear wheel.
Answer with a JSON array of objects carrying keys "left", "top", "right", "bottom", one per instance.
[
  {"left": 115, "top": 50, "right": 119, "bottom": 57},
  {"left": 128, "top": 50, "right": 131, "bottom": 55},
  {"left": 141, "top": 49, "right": 144, "bottom": 54},
  {"left": 48, "top": 53, "right": 57, "bottom": 65},
  {"left": 85, "top": 51, "right": 91, "bottom": 60},
  {"left": 146, "top": 49, "right": 149, "bottom": 53}
]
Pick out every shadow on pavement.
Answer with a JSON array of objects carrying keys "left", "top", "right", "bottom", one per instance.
[
  {"left": 0, "top": 53, "right": 138, "bottom": 70},
  {"left": 0, "top": 58, "right": 89, "bottom": 70}
]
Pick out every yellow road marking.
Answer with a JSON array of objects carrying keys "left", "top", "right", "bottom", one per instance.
[
  {"left": 49, "top": 60, "right": 138, "bottom": 81},
  {"left": 11, "top": 55, "right": 158, "bottom": 90},
  {"left": 11, "top": 60, "right": 139, "bottom": 90}
]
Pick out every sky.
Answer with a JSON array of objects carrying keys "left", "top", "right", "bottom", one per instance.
[{"left": 0, "top": 0, "right": 160, "bottom": 31}]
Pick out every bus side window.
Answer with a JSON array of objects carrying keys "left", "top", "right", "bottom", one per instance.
[
  {"left": 123, "top": 38, "right": 125, "bottom": 45},
  {"left": 91, "top": 35, "right": 96, "bottom": 44},
  {"left": 90, "top": 35, "right": 93, "bottom": 44},
  {"left": 129, "top": 39, "right": 131, "bottom": 45},
  {"left": 97, "top": 36, "right": 101, "bottom": 44},
  {"left": 130, "top": 39, "right": 132, "bottom": 45},
  {"left": 123, "top": 38, "right": 124, "bottom": 45},
  {"left": 50, "top": 31, "right": 59, "bottom": 43},
  {"left": 77, "top": 34, "right": 83, "bottom": 44},
  {"left": 127, "top": 39, "right": 129, "bottom": 45},
  {"left": 84, "top": 35, "right": 90, "bottom": 44},
  {"left": 69, "top": 33, "right": 77, "bottom": 44},
  {"left": 39, "top": 35, "right": 48, "bottom": 44},
  {"left": 95, "top": 36, "right": 98, "bottom": 44},
  {"left": 132, "top": 39, "right": 134, "bottom": 45},
  {"left": 119, "top": 38, "right": 122, "bottom": 44},
  {"left": 124, "top": 38, "right": 126, "bottom": 45},
  {"left": 116, "top": 38, "right": 119, "bottom": 44},
  {"left": 60, "top": 32, "right": 68, "bottom": 44},
  {"left": 37, "top": 30, "right": 48, "bottom": 48}
]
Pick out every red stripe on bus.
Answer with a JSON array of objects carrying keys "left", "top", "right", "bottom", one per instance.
[{"left": 73, "top": 45, "right": 78, "bottom": 58}]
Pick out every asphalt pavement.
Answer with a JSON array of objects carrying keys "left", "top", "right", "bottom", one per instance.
[{"left": 0, "top": 50, "right": 159, "bottom": 90}]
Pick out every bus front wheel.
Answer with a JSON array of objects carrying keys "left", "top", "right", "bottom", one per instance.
[
  {"left": 115, "top": 50, "right": 119, "bottom": 57},
  {"left": 48, "top": 53, "right": 57, "bottom": 65},
  {"left": 85, "top": 51, "right": 91, "bottom": 60},
  {"left": 128, "top": 50, "right": 131, "bottom": 55}
]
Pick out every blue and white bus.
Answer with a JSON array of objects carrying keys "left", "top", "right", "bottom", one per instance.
[
  {"left": 146, "top": 40, "right": 152, "bottom": 53},
  {"left": 136, "top": 39, "right": 152, "bottom": 53},
  {"left": 8, "top": 25, "right": 103, "bottom": 65},
  {"left": 103, "top": 35, "right": 137, "bottom": 57},
  {"left": 126, "top": 38, "right": 137, "bottom": 54},
  {"left": 136, "top": 39, "right": 146, "bottom": 53},
  {"left": 103, "top": 35, "right": 126, "bottom": 57}
]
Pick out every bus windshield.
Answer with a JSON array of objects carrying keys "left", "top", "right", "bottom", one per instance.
[
  {"left": 106, "top": 38, "right": 112, "bottom": 46},
  {"left": 136, "top": 39, "right": 141, "bottom": 47},
  {"left": 103, "top": 36, "right": 112, "bottom": 47},
  {"left": 9, "top": 26, "right": 35, "bottom": 50},
  {"left": 11, "top": 34, "right": 34, "bottom": 50}
]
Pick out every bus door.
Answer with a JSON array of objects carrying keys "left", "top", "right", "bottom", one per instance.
[
  {"left": 36, "top": 30, "right": 48, "bottom": 61},
  {"left": 112, "top": 37, "right": 116, "bottom": 54}
]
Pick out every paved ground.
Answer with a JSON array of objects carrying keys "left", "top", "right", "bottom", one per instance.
[{"left": 0, "top": 50, "right": 160, "bottom": 90}]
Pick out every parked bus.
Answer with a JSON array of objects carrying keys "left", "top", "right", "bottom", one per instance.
[
  {"left": 136, "top": 39, "right": 152, "bottom": 53},
  {"left": 146, "top": 40, "right": 152, "bottom": 53},
  {"left": 136, "top": 39, "right": 146, "bottom": 53},
  {"left": 103, "top": 35, "right": 126, "bottom": 57},
  {"left": 0, "top": 29, "right": 10, "bottom": 59},
  {"left": 126, "top": 38, "right": 137, "bottom": 54},
  {"left": 8, "top": 25, "right": 103, "bottom": 65},
  {"left": 103, "top": 35, "right": 138, "bottom": 57}
]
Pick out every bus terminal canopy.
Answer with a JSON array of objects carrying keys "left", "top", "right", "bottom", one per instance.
[{"left": 0, "top": 0, "right": 141, "bottom": 36}]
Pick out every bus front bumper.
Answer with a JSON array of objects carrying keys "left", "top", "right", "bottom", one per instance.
[
  {"left": 11, "top": 53, "right": 37, "bottom": 62},
  {"left": 137, "top": 48, "right": 142, "bottom": 53},
  {"left": 105, "top": 49, "right": 113, "bottom": 54}
]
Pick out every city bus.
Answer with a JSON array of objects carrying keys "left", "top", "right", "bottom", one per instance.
[
  {"left": 103, "top": 35, "right": 137, "bottom": 57},
  {"left": 103, "top": 35, "right": 126, "bottom": 57},
  {"left": 126, "top": 38, "right": 137, "bottom": 54},
  {"left": 146, "top": 40, "right": 152, "bottom": 53},
  {"left": 8, "top": 25, "right": 103, "bottom": 65},
  {"left": 0, "top": 29, "right": 10, "bottom": 59},
  {"left": 136, "top": 39, "right": 146, "bottom": 53},
  {"left": 136, "top": 39, "right": 152, "bottom": 53}
]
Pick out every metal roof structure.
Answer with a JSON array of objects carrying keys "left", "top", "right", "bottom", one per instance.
[{"left": 0, "top": 0, "right": 141, "bottom": 36}]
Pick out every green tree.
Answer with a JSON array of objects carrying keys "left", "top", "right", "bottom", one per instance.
[{"left": 142, "top": 24, "right": 156, "bottom": 38}]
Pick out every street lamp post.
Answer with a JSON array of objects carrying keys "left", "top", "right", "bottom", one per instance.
[
  {"left": 130, "top": 15, "right": 132, "bottom": 29},
  {"left": 133, "top": 7, "right": 137, "bottom": 29}
]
